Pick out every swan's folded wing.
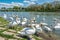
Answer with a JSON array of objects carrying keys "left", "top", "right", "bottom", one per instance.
[{"left": 26, "top": 29, "right": 35, "bottom": 34}]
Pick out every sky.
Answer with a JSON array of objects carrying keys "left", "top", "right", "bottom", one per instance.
[{"left": 0, "top": 0, "right": 59, "bottom": 8}]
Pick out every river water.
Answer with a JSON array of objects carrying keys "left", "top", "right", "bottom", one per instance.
[{"left": 0, "top": 12, "right": 60, "bottom": 36}]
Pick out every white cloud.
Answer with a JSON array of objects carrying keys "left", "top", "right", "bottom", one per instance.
[
  {"left": 0, "top": 3, "right": 12, "bottom": 8},
  {"left": 23, "top": 0, "right": 30, "bottom": 3},
  {"left": 30, "top": 0, "right": 37, "bottom": 1},
  {"left": 0, "top": 2, "right": 24, "bottom": 8},
  {"left": 11, "top": 2, "right": 24, "bottom": 6},
  {"left": 29, "top": 2, "right": 36, "bottom": 5},
  {"left": 0, "top": 0, "right": 38, "bottom": 8},
  {"left": 23, "top": 0, "right": 36, "bottom": 6},
  {"left": 0, "top": 3, "right": 10, "bottom": 6}
]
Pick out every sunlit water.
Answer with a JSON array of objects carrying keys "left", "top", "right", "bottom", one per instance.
[{"left": 0, "top": 12, "right": 60, "bottom": 36}]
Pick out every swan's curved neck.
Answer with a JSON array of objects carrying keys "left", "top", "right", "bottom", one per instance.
[{"left": 31, "top": 26, "right": 36, "bottom": 30}]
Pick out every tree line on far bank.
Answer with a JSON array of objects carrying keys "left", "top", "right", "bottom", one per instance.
[{"left": 0, "top": 3, "right": 60, "bottom": 12}]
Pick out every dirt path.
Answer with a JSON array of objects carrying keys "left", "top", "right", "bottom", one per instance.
[{"left": 0, "top": 37, "right": 5, "bottom": 40}]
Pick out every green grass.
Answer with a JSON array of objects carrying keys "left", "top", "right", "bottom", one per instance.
[
  {"left": 0, "top": 17, "right": 9, "bottom": 27},
  {"left": 9, "top": 25, "right": 23, "bottom": 31},
  {"left": 0, "top": 30, "right": 15, "bottom": 39},
  {"left": 0, "top": 30, "right": 5, "bottom": 33},
  {"left": 0, "top": 33, "right": 15, "bottom": 39}
]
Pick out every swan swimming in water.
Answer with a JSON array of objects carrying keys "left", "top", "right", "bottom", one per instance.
[
  {"left": 52, "top": 18, "right": 60, "bottom": 30},
  {"left": 40, "top": 17, "right": 52, "bottom": 32},
  {"left": 54, "top": 23, "right": 60, "bottom": 30},
  {"left": 43, "top": 26, "right": 52, "bottom": 32},
  {"left": 53, "top": 19, "right": 60, "bottom": 30},
  {"left": 40, "top": 22, "right": 52, "bottom": 32}
]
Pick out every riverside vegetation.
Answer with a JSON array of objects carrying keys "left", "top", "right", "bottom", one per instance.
[{"left": 0, "top": 1, "right": 60, "bottom": 12}]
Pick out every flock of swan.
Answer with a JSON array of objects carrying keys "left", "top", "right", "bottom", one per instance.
[{"left": 2, "top": 13, "right": 60, "bottom": 40}]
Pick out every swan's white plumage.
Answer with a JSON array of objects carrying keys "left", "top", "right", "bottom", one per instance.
[
  {"left": 35, "top": 24, "right": 43, "bottom": 32},
  {"left": 16, "top": 18, "right": 21, "bottom": 24},
  {"left": 21, "top": 18, "right": 28, "bottom": 25},
  {"left": 54, "top": 23, "right": 60, "bottom": 29},
  {"left": 3, "top": 14, "right": 7, "bottom": 19},
  {"left": 18, "top": 26, "right": 36, "bottom": 36},
  {"left": 9, "top": 17, "right": 14, "bottom": 21},
  {"left": 44, "top": 26, "right": 52, "bottom": 32}
]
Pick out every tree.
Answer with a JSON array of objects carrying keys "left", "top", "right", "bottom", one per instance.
[
  {"left": 45, "top": 3, "right": 52, "bottom": 12},
  {"left": 1, "top": 7, "right": 6, "bottom": 9}
]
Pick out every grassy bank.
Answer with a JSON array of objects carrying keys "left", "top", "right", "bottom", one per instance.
[{"left": 0, "top": 17, "right": 59, "bottom": 40}]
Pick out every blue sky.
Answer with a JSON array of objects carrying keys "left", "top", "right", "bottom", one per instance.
[
  {"left": 0, "top": 0, "right": 57, "bottom": 8},
  {"left": 0, "top": 0, "right": 54, "bottom": 4}
]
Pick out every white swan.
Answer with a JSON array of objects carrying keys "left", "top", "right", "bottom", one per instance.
[
  {"left": 9, "top": 21, "right": 17, "bottom": 26},
  {"left": 30, "top": 17, "right": 43, "bottom": 33},
  {"left": 21, "top": 18, "right": 28, "bottom": 26},
  {"left": 40, "top": 17, "right": 52, "bottom": 32},
  {"left": 31, "top": 17, "right": 36, "bottom": 23},
  {"left": 9, "top": 16, "right": 14, "bottom": 21},
  {"left": 40, "top": 22, "right": 48, "bottom": 26},
  {"left": 35, "top": 24, "right": 43, "bottom": 33},
  {"left": 12, "top": 21, "right": 17, "bottom": 26},
  {"left": 53, "top": 18, "right": 60, "bottom": 30},
  {"left": 18, "top": 25, "right": 36, "bottom": 36},
  {"left": 43, "top": 26, "right": 52, "bottom": 32},
  {"left": 3, "top": 14, "right": 7, "bottom": 19},
  {"left": 54, "top": 23, "right": 60, "bottom": 30},
  {"left": 40, "top": 22, "right": 52, "bottom": 32},
  {"left": 16, "top": 18, "right": 21, "bottom": 24},
  {"left": 8, "top": 15, "right": 20, "bottom": 26},
  {"left": 16, "top": 16, "right": 21, "bottom": 24}
]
